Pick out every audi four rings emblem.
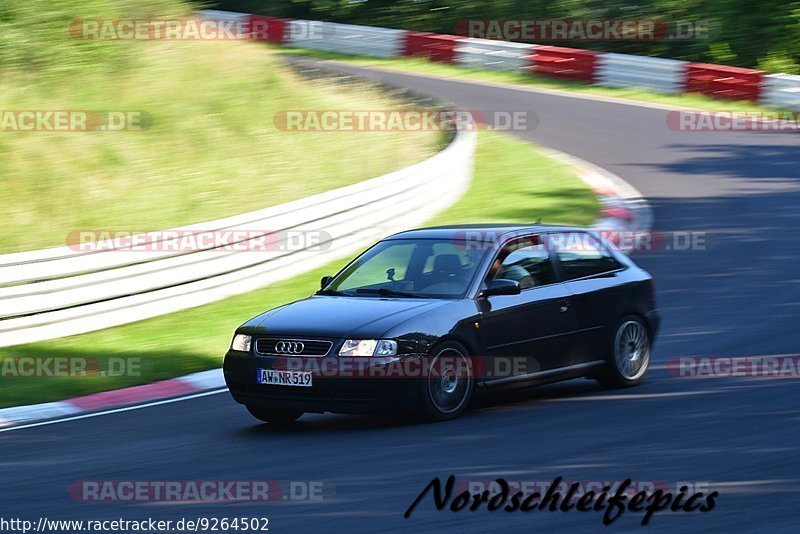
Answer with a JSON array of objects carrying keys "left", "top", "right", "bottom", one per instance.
[{"left": 275, "top": 341, "right": 305, "bottom": 354}]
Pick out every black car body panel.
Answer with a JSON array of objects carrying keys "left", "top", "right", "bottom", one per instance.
[
  {"left": 247, "top": 296, "right": 454, "bottom": 339},
  {"left": 224, "top": 224, "right": 660, "bottom": 416}
]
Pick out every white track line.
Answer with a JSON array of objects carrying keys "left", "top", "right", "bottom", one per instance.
[{"left": 0, "top": 389, "right": 227, "bottom": 434}]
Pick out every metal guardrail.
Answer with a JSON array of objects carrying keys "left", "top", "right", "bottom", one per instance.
[
  {"left": 596, "top": 53, "right": 687, "bottom": 94},
  {"left": 763, "top": 74, "right": 800, "bottom": 110},
  {"left": 0, "top": 131, "right": 476, "bottom": 347},
  {"left": 196, "top": 9, "right": 250, "bottom": 36},
  {"left": 454, "top": 39, "right": 534, "bottom": 72},
  {"left": 286, "top": 21, "right": 406, "bottom": 58}
]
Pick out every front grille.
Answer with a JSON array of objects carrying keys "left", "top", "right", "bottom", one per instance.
[{"left": 254, "top": 337, "right": 333, "bottom": 357}]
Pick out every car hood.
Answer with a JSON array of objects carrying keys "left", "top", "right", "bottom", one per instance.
[{"left": 247, "top": 295, "right": 453, "bottom": 338}]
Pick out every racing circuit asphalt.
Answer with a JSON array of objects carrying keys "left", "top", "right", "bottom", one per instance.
[{"left": 1, "top": 60, "right": 799, "bottom": 533}]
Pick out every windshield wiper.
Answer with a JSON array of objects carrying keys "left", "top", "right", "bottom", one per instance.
[
  {"left": 354, "top": 288, "right": 423, "bottom": 298},
  {"left": 316, "top": 289, "right": 351, "bottom": 296}
]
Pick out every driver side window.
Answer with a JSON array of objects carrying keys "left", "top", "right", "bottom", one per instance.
[{"left": 491, "top": 238, "right": 556, "bottom": 290}]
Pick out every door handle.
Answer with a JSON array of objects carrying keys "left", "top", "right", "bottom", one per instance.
[{"left": 558, "top": 298, "right": 570, "bottom": 313}]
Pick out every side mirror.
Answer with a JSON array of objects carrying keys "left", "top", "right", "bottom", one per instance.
[
  {"left": 480, "top": 279, "right": 521, "bottom": 298},
  {"left": 320, "top": 275, "right": 334, "bottom": 290}
]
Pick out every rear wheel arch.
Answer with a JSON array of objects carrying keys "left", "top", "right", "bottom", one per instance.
[
  {"left": 608, "top": 305, "right": 652, "bottom": 340},
  {"left": 597, "top": 313, "right": 652, "bottom": 388},
  {"left": 626, "top": 310, "right": 655, "bottom": 340}
]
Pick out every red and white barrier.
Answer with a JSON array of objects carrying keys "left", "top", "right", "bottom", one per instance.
[
  {"left": 195, "top": 10, "right": 800, "bottom": 107},
  {"left": 686, "top": 63, "right": 764, "bottom": 101},
  {"left": 197, "top": 9, "right": 800, "bottom": 109},
  {"left": 404, "top": 32, "right": 460, "bottom": 63},
  {"left": 249, "top": 15, "right": 287, "bottom": 44},
  {"left": 532, "top": 45, "right": 598, "bottom": 83}
]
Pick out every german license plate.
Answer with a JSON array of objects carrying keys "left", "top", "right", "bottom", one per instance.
[{"left": 257, "top": 369, "right": 313, "bottom": 387}]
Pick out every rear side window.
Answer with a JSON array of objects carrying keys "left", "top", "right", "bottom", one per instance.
[{"left": 547, "top": 232, "right": 623, "bottom": 280}]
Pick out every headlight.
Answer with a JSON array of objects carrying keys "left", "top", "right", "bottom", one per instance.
[
  {"left": 339, "top": 339, "right": 397, "bottom": 357},
  {"left": 231, "top": 334, "right": 252, "bottom": 352}
]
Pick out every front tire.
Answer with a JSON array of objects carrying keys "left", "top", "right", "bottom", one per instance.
[
  {"left": 417, "top": 341, "right": 474, "bottom": 422},
  {"left": 246, "top": 405, "right": 303, "bottom": 424},
  {"left": 597, "top": 316, "right": 651, "bottom": 388}
]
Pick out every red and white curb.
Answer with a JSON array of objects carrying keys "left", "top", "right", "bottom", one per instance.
[
  {"left": 540, "top": 147, "right": 653, "bottom": 250},
  {"left": 0, "top": 368, "right": 225, "bottom": 428},
  {"left": 0, "top": 152, "right": 650, "bottom": 429}
]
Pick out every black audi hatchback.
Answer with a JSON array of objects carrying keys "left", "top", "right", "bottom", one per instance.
[{"left": 224, "top": 224, "right": 659, "bottom": 423}]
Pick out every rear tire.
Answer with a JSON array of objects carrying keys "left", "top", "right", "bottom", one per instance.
[
  {"left": 597, "top": 315, "right": 651, "bottom": 388},
  {"left": 417, "top": 341, "right": 474, "bottom": 422},
  {"left": 246, "top": 405, "right": 303, "bottom": 424}
]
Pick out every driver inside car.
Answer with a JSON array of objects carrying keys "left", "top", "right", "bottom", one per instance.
[{"left": 490, "top": 251, "right": 536, "bottom": 290}]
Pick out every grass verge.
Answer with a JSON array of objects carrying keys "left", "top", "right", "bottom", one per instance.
[
  {"left": 0, "top": 130, "right": 597, "bottom": 408},
  {"left": 0, "top": 43, "right": 441, "bottom": 253}
]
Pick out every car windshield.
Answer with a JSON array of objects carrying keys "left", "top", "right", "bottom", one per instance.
[{"left": 324, "top": 238, "right": 487, "bottom": 299}]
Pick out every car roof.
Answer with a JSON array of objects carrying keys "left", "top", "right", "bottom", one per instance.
[{"left": 386, "top": 223, "right": 587, "bottom": 240}]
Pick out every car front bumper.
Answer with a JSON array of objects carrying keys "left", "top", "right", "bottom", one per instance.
[{"left": 223, "top": 351, "right": 421, "bottom": 415}]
